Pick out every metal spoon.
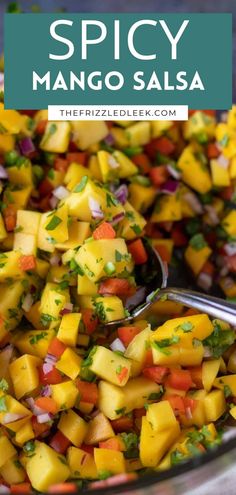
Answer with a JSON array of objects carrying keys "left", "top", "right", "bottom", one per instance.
[{"left": 106, "top": 240, "right": 236, "bottom": 327}]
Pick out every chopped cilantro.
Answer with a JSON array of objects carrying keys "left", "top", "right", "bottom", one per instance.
[
  {"left": 223, "top": 385, "right": 232, "bottom": 398},
  {"left": 106, "top": 192, "right": 119, "bottom": 207},
  {"left": 45, "top": 215, "right": 62, "bottom": 231},
  {"left": 0, "top": 378, "right": 9, "bottom": 392},
  {"left": 73, "top": 176, "right": 88, "bottom": 193},
  {"left": 131, "top": 224, "right": 142, "bottom": 236},
  {"left": 189, "top": 233, "right": 207, "bottom": 251},
  {"left": 0, "top": 396, "right": 7, "bottom": 412},
  {"left": 99, "top": 470, "right": 112, "bottom": 480},
  {"left": 114, "top": 407, "right": 126, "bottom": 415},
  {"left": 203, "top": 321, "right": 235, "bottom": 358},
  {"left": 176, "top": 321, "right": 194, "bottom": 333},
  {"left": 23, "top": 441, "right": 35, "bottom": 454},
  {"left": 29, "top": 331, "right": 48, "bottom": 344}
]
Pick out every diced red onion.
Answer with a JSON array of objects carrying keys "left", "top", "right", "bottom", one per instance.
[
  {"left": 41, "top": 385, "right": 52, "bottom": 397},
  {"left": 0, "top": 485, "right": 10, "bottom": 494},
  {"left": 220, "top": 112, "right": 228, "bottom": 123},
  {"left": 22, "top": 293, "right": 34, "bottom": 312},
  {"left": 88, "top": 196, "right": 104, "bottom": 219},
  {"left": 115, "top": 184, "right": 128, "bottom": 204},
  {"left": 50, "top": 254, "right": 61, "bottom": 266},
  {"left": 108, "top": 155, "right": 119, "bottom": 169},
  {"left": 19, "top": 137, "right": 35, "bottom": 156},
  {"left": 167, "top": 164, "right": 181, "bottom": 179},
  {"left": 224, "top": 242, "right": 236, "bottom": 257},
  {"left": 45, "top": 353, "right": 57, "bottom": 365},
  {"left": 160, "top": 179, "right": 179, "bottom": 195},
  {"left": 60, "top": 302, "right": 73, "bottom": 315},
  {"left": 49, "top": 195, "right": 59, "bottom": 209},
  {"left": 2, "top": 413, "right": 27, "bottom": 424},
  {"left": 184, "top": 192, "right": 203, "bottom": 214},
  {"left": 0, "top": 165, "right": 8, "bottom": 179},
  {"left": 104, "top": 133, "right": 115, "bottom": 146},
  {"left": 43, "top": 362, "right": 54, "bottom": 374},
  {"left": 161, "top": 221, "right": 173, "bottom": 232},
  {"left": 25, "top": 397, "right": 35, "bottom": 409},
  {"left": 204, "top": 205, "right": 219, "bottom": 226},
  {"left": 53, "top": 186, "right": 69, "bottom": 200},
  {"left": 110, "top": 212, "right": 125, "bottom": 226},
  {"left": 216, "top": 154, "right": 229, "bottom": 169},
  {"left": 197, "top": 272, "right": 212, "bottom": 291},
  {"left": 110, "top": 338, "right": 126, "bottom": 353},
  {"left": 37, "top": 412, "right": 52, "bottom": 424},
  {"left": 26, "top": 398, "right": 45, "bottom": 416}
]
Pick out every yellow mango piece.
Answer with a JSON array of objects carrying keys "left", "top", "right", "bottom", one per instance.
[
  {"left": 9, "top": 354, "right": 41, "bottom": 399},
  {"left": 40, "top": 122, "right": 70, "bottom": 153},
  {"left": 112, "top": 150, "right": 138, "bottom": 178},
  {"left": 0, "top": 213, "right": 7, "bottom": 241},
  {"left": 229, "top": 155, "right": 236, "bottom": 179},
  {"left": 64, "top": 163, "right": 92, "bottom": 191},
  {"left": 0, "top": 134, "right": 15, "bottom": 153},
  {"left": 26, "top": 441, "right": 70, "bottom": 491},
  {"left": 75, "top": 238, "right": 133, "bottom": 282},
  {"left": 229, "top": 405, "right": 236, "bottom": 420},
  {"left": 84, "top": 412, "right": 114, "bottom": 445},
  {"left": 117, "top": 201, "right": 146, "bottom": 240},
  {"left": 151, "top": 120, "right": 173, "bottom": 138},
  {"left": 204, "top": 390, "right": 226, "bottom": 422},
  {"left": 213, "top": 374, "right": 236, "bottom": 395},
  {"left": 178, "top": 343, "right": 204, "bottom": 367},
  {"left": 88, "top": 155, "right": 102, "bottom": 181},
  {"left": 210, "top": 159, "right": 230, "bottom": 187},
  {"left": 67, "top": 446, "right": 97, "bottom": 479},
  {"left": 185, "top": 244, "right": 212, "bottom": 276},
  {"left": 181, "top": 389, "right": 206, "bottom": 427},
  {"left": 0, "top": 394, "right": 32, "bottom": 432},
  {"left": 125, "top": 326, "right": 152, "bottom": 365},
  {"left": 202, "top": 359, "right": 220, "bottom": 392},
  {"left": 15, "top": 421, "right": 34, "bottom": 445},
  {"left": 71, "top": 121, "right": 108, "bottom": 150},
  {"left": 111, "top": 127, "right": 129, "bottom": 148},
  {"left": 151, "top": 193, "right": 182, "bottom": 223},
  {"left": 150, "top": 314, "right": 213, "bottom": 345},
  {"left": 0, "top": 456, "right": 25, "bottom": 484},
  {"left": 77, "top": 274, "right": 98, "bottom": 296},
  {"left": 0, "top": 104, "right": 23, "bottom": 134},
  {"left": 16, "top": 210, "right": 41, "bottom": 235},
  {"left": 89, "top": 346, "right": 131, "bottom": 386},
  {"left": 35, "top": 259, "right": 50, "bottom": 279},
  {"left": 140, "top": 417, "right": 180, "bottom": 467},
  {"left": 93, "top": 296, "right": 126, "bottom": 323},
  {"left": 77, "top": 401, "right": 94, "bottom": 414},
  {"left": 98, "top": 377, "right": 160, "bottom": 420},
  {"left": 97, "top": 150, "right": 120, "bottom": 182},
  {"left": 56, "top": 348, "right": 82, "bottom": 380},
  {"left": 43, "top": 204, "right": 69, "bottom": 244},
  {"left": 51, "top": 381, "right": 79, "bottom": 410},
  {"left": 222, "top": 210, "right": 236, "bottom": 237},
  {"left": 14, "top": 233, "right": 37, "bottom": 255},
  {"left": 128, "top": 183, "right": 156, "bottom": 213},
  {"left": 146, "top": 400, "right": 177, "bottom": 432},
  {"left": 56, "top": 220, "right": 91, "bottom": 251},
  {"left": 125, "top": 122, "right": 150, "bottom": 146},
  {"left": 57, "top": 313, "right": 81, "bottom": 347},
  {"left": 94, "top": 448, "right": 126, "bottom": 475},
  {"left": 7, "top": 161, "right": 33, "bottom": 187},
  {"left": 15, "top": 330, "right": 54, "bottom": 359},
  {"left": 151, "top": 300, "right": 183, "bottom": 316},
  {"left": 0, "top": 436, "right": 17, "bottom": 468},
  {"left": 58, "top": 409, "right": 88, "bottom": 447},
  {"left": 0, "top": 250, "right": 22, "bottom": 283},
  {"left": 183, "top": 111, "right": 215, "bottom": 140},
  {"left": 23, "top": 301, "right": 42, "bottom": 329},
  {"left": 177, "top": 145, "right": 212, "bottom": 193}
]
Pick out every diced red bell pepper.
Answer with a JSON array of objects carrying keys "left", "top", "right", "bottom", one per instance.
[
  {"left": 207, "top": 143, "right": 220, "bottom": 159},
  {"left": 99, "top": 279, "right": 134, "bottom": 297},
  {"left": 111, "top": 416, "right": 133, "bottom": 432},
  {"left": 154, "top": 244, "right": 171, "bottom": 263},
  {"left": 142, "top": 366, "right": 169, "bottom": 384},
  {"left": 171, "top": 225, "right": 188, "bottom": 247},
  {"left": 47, "top": 337, "right": 67, "bottom": 359},
  {"left": 99, "top": 437, "right": 123, "bottom": 451},
  {"left": 34, "top": 397, "right": 58, "bottom": 414},
  {"left": 93, "top": 222, "right": 116, "bottom": 240},
  {"left": 48, "top": 483, "right": 77, "bottom": 493},
  {"left": 66, "top": 152, "right": 88, "bottom": 166},
  {"left": 149, "top": 165, "right": 169, "bottom": 186},
  {"left": 128, "top": 239, "right": 148, "bottom": 265},
  {"left": 76, "top": 379, "right": 98, "bottom": 404},
  {"left": 132, "top": 153, "right": 151, "bottom": 174},
  {"left": 80, "top": 444, "right": 94, "bottom": 455},
  {"left": 227, "top": 254, "right": 236, "bottom": 273},
  {"left": 133, "top": 407, "right": 146, "bottom": 419},
  {"left": 31, "top": 416, "right": 50, "bottom": 438},
  {"left": 19, "top": 255, "right": 36, "bottom": 272},
  {"left": 38, "top": 178, "right": 53, "bottom": 197},
  {"left": 220, "top": 186, "right": 234, "bottom": 201},
  {"left": 81, "top": 308, "right": 98, "bottom": 335},
  {"left": 117, "top": 326, "right": 141, "bottom": 347},
  {"left": 166, "top": 369, "right": 193, "bottom": 391},
  {"left": 145, "top": 137, "right": 175, "bottom": 159},
  {"left": 54, "top": 158, "right": 69, "bottom": 172},
  {"left": 38, "top": 365, "right": 62, "bottom": 385},
  {"left": 36, "top": 120, "right": 47, "bottom": 135},
  {"left": 10, "top": 483, "right": 32, "bottom": 494},
  {"left": 50, "top": 430, "right": 71, "bottom": 454},
  {"left": 166, "top": 395, "right": 186, "bottom": 415}
]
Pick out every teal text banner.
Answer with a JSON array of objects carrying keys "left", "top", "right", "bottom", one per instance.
[{"left": 4, "top": 13, "right": 232, "bottom": 109}]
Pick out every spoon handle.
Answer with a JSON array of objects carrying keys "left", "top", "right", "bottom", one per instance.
[{"left": 160, "top": 288, "right": 236, "bottom": 327}]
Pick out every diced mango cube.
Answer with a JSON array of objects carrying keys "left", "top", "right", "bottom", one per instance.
[
  {"left": 94, "top": 448, "right": 126, "bottom": 475},
  {"left": 58, "top": 409, "right": 88, "bottom": 447},
  {"left": 56, "top": 348, "right": 82, "bottom": 380},
  {"left": 26, "top": 441, "right": 70, "bottom": 491}
]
